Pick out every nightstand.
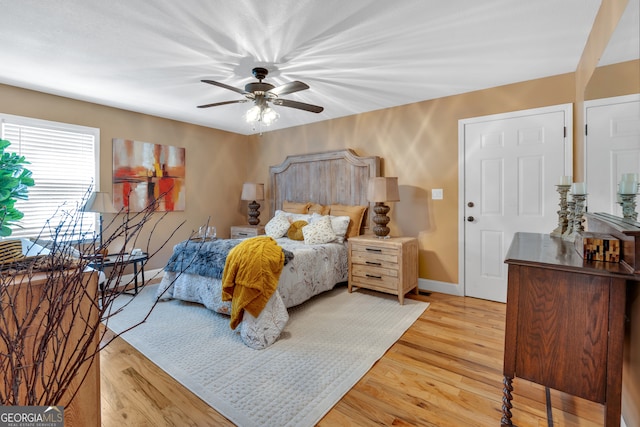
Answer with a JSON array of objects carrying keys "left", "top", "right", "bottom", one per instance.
[
  {"left": 348, "top": 235, "right": 419, "bottom": 304},
  {"left": 230, "top": 225, "right": 265, "bottom": 239}
]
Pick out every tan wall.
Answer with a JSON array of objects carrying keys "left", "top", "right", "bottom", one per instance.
[
  {"left": 251, "top": 73, "right": 575, "bottom": 284},
  {"left": 0, "top": 83, "right": 249, "bottom": 270},
  {"left": 586, "top": 59, "right": 640, "bottom": 100}
]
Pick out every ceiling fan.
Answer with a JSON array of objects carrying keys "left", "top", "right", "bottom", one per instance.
[{"left": 197, "top": 67, "right": 324, "bottom": 116}]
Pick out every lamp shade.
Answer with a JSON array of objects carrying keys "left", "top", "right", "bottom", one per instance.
[
  {"left": 367, "top": 177, "right": 400, "bottom": 203},
  {"left": 82, "top": 192, "right": 117, "bottom": 213},
  {"left": 241, "top": 183, "right": 265, "bottom": 201}
]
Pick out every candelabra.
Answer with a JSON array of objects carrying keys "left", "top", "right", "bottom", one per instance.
[
  {"left": 550, "top": 184, "right": 571, "bottom": 237},
  {"left": 564, "top": 194, "right": 586, "bottom": 242},
  {"left": 619, "top": 193, "right": 638, "bottom": 221},
  {"left": 562, "top": 199, "right": 576, "bottom": 241}
]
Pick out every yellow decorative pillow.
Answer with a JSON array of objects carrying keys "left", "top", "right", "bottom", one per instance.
[
  {"left": 307, "top": 203, "right": 330, "bottom": 215},
  {"left": 283, "top": 201, "right": 311, "bottom": 214},
  {"left": 287, "top": 220, "right": 308, "bottom": 241},
  {"left": 329, "top": 204, "right": 368, "bottom": 238}
]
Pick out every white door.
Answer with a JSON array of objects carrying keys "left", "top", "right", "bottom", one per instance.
[
  {"left": 461, "top": 105, "right": 571, "bottom": 302},
  {"left": 585, "top": 94, "right": 640, "bottom": 215}
]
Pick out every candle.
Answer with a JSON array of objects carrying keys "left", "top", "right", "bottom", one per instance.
[
  {"left": 619, "top": 180, "right": 638, "bottom": 195},
  {"left": 559, "top": 175, "right": 572, "bottom": 185},
  {"left": 571, "top": 182, "right": 587, "bottom": 195},
  {"left": 622, "top": 173, "right": 639, "bottom": 182}
]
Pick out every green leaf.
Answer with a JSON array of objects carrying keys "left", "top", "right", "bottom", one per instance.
[
  {"left": 0, "top": 139, "right": 35, "bottom": 237},
  {"left": 0, "top": 225, "right": 12, "bottom": 237}
]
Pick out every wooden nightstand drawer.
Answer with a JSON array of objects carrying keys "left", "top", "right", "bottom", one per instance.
[
  {"left": 351, "top": 264, "right": 399, "bottom": 291},
  {"left": 350, "top": 246, "right": 399, "bottom": 269},
  {"left": 348, "top": 235, "right": 418, "bottom": 304},
  {"left": 230, "top": 225, "right": 265, "bottom": 239}
]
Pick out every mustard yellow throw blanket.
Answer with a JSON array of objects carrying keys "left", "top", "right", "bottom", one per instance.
[{"left": 221, "top": 236, "right": 284, "bottom": 330}]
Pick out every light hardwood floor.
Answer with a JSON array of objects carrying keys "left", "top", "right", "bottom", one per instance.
[{"left": 100, "top": 289, "right": 603, "bottom": 426}]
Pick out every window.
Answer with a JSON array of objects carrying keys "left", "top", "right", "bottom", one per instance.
[{"left": 0, "top": 113, "right": 100, "bottom": 240}]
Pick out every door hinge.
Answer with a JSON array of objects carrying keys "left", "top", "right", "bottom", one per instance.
[
  {"left": 585, "top": 124, "right": 588, "bottom": 136},
  {"left": 563, "top": 126, "right": 567, "bottom": 138}
]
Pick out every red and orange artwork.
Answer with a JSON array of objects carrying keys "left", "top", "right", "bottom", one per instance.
[{"left": 112, "top": 138, "right": 186, "bottom": 212}]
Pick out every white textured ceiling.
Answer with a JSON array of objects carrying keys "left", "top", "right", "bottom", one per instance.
[{"left": 0, "top": 0, "right": 637, "bottom": 135}]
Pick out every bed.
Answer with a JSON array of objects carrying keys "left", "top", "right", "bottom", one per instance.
[{"left": 156, "top": 149, "right": 380, "bottom": 349}]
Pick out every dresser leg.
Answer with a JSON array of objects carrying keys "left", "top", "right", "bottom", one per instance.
[{"left": 501, "top": 375, "right": 514, "bottom": 426}]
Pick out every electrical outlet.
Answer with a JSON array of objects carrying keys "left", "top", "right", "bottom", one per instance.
[{"left": 432, "top": 188, "right": 443, "bottom": 200}]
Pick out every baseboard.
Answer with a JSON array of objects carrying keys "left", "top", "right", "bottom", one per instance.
[
  {"left": 127, "top": 273, "right": 460, "bottom": 296},
  {"left": 133, "top": 272, "right": 461, "bottom": 296},
  {"left": 128, "top": 273, "right": 464, "bottom": 298},
  {"left": 141, "top": 268, "right": 165, "bottom": 284},
  {"left": 103, "top": 267, "right": 164, "bottom": 290},
  {"left": 417, "top": 277, "right": 464, "bottom": 297}
]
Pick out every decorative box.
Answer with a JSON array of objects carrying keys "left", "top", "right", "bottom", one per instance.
[{"left": 575, "top": 232, "right": 620, "bottom": 262}]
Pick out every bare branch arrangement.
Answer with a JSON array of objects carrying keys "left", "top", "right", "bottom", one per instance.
[{"left": 0, "top": 189, "right": 188, "bottom": 406}]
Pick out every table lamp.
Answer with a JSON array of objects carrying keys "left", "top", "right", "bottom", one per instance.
[
  {"left": 241, "top": 183, "right": 264, "bottom": 225},
  {"left": 82, "top": 192, "right": 117, "bottom": 249},
  {"left": 367, "top": 177, "right": 400, "bottom": 238}
]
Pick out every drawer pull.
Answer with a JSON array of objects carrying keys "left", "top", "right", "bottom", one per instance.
[
  {"left": 239, "top": 233, "right": 248, "bottom": 236},
  {"left": 366, "top": 261, "right": 382, "bottom": 266},
  {"left": 365, "top": 248, "right": 382, "bottom": 253},
  {"left": 366, "top": 274, "right": 382, "bottom": 279}
]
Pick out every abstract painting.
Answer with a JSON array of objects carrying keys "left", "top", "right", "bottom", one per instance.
[{"left": 112, "top": 138, "right": 185, "bottom": 212}]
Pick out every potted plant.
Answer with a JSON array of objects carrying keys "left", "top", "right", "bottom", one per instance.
[{"left": 0, "top": 138, "right": 34, "bottom": 237}]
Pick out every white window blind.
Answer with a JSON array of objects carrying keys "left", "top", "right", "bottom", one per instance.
[{"left": 1, "top": 114, "right": 99, "bottom": 240}]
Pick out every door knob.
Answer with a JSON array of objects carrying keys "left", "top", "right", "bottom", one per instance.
[
  {"left": 467, "top": 202, "right": 474, "bottom": 207},
  {"left": 467, "top": 216, "right": 474, "bottom": 222}
]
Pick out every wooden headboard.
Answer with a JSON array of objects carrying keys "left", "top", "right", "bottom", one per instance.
[{"left": 269, "top": 149, "right": 381, "bottom": 230}]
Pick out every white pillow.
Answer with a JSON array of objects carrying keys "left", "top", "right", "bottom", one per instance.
[
  {"left": 309, "top": 213, "right": 350, "bottom": 243},
  {"left": 302, "top": 215, "right": 336, "bottom": 245},
  {"left": 265, "top": 213, "right": 291, "bottom": 238},
  {"left": 288, "top": 213, "right": 313, "bottom": 223},
  {"left": 329, "top": 215, "right": 350, "bottom": 243}
]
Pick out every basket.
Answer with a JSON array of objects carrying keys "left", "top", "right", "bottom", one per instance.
[{"left": 0, "top": 239, "right": 25, "bottom": 265}]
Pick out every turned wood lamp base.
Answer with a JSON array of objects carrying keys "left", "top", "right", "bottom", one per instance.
[
  {"left": 247, "top": 200, "right": 261, "bottom": 226},
  {"left": 372, "top": 202, "right": 391, "bottom": 238}
]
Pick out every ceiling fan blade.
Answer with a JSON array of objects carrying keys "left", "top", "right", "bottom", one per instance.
[
  {"left": 197, "top": 99, "right": 248, "bottom": 108},
  {"left": 201, "top": 79, "right": 247, "bottom": 95},
  {"left": 267, "top": 81, "right": 309, "bottom": 96},
  {"left": 272, "top": 98, "right": 324, "bottom": 113}
]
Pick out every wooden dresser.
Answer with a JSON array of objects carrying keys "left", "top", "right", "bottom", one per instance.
[
  {"left": 348, "top": 235, "right": 418, "bottom": 304},
  {"left": 1, "top": 270, "right": 100, "bottom": 426},
  {"left": 502, "top": 222, "right": 638, "bottom": 427}
]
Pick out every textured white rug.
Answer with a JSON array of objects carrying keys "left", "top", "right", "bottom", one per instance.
[{"left": 106, "top": 284, "right": 429, "bottom": 427}]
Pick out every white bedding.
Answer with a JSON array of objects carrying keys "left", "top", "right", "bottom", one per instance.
[{"left": 156, "top": 237, "right": 348, "bottom": 349}]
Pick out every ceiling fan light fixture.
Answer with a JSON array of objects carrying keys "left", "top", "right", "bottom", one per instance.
[
  {"left": 245, "top": 105, "right": 262, "bottom": 123},
  {"left": 261, "top": 106, "right": 279, "bottom": 125},
  {"left": 201, "top": 67, "right": 321, "bottom": 133},
  {"left": 244, "top": 104, "right": 279, "bottom": 126}
]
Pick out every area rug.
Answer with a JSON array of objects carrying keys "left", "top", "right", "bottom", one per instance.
[{"left": 106, "top": 284, "right": 429, "bottom": 427}]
